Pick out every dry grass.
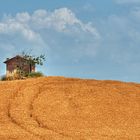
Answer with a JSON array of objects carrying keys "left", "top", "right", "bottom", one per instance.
[{"left": 0, "top": 76, "right": 139, "bottom": 140}]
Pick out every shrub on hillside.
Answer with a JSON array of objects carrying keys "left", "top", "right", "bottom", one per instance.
[
  {"left": 1, "top": 75, "right": 7, "bottom": 81},
  {"left": 28, "top": 72, "right": 43, "bottom": 78}
]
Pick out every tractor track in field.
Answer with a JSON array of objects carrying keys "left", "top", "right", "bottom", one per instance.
[{"left": 7, "top": 82, "right": 72, "bottom": 140}]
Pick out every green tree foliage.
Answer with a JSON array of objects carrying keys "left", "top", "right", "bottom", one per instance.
[{"left": 21, "top": 51, "right": 46, "bottom": 66}]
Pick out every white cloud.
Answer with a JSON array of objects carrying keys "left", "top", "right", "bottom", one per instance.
[
  {"left": 31, "top": 8, "right": 99, "bottom": 37},
  {"left": 0, "top": 8, "right": 100, "bottom": 60},
  {"left": 115, "top": 0, "right": 140, "bottom": 4},
  {"left": 31, "top": 8, "right": 78, "bottom": 32},
  {"left": 16, "top": 12, "right": 30, "bottom": 23},
  {"left": 0, "top": 19, "right": 40, "bottom": 41},
  {"left": 0, "top": 8, "right": 99, "bottom": 41}
]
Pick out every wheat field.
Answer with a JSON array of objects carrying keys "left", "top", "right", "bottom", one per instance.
[{"left": 0, "top": 76, "right": 139, "bottom": 140}]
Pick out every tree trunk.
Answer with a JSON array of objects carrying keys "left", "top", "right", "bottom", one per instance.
[{"left": 29, "top": 64, "right": 32, "bottom": 73}]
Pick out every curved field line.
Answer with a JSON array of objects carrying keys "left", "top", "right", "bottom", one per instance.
[{"left": 8, "top": 83, "right": 72, "bottom": 140}]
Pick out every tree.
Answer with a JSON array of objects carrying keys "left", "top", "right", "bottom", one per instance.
[{"left": 21, "top": 51, "right": 46, "bottom": 73}]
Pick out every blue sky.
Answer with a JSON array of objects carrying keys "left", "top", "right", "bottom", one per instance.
[{"left": 0, "top": 0, "right": 140, "bottom": 82}]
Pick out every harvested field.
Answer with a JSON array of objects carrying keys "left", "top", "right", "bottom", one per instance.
[{"left": 0, "top": 76, "right": 139, "bottom": 140}]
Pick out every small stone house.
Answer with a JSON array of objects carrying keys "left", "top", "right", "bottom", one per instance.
[{"left": 4, "top": 55, "right": 35, "bottom": 78}]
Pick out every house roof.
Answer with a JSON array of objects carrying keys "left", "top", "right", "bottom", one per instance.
[{"left": 3, "top": 55, "right": 26, "bottom": 64}]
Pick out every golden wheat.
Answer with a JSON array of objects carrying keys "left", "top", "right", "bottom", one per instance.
[{"left": 0, "top": 77, "right": 139, "bottom": 140}]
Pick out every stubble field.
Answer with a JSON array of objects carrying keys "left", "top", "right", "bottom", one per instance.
[{"left": 0, "top": 76, "right": 139, "bottom": 140}]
